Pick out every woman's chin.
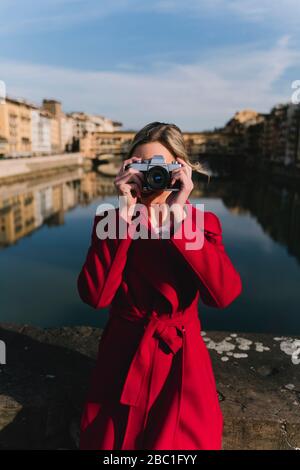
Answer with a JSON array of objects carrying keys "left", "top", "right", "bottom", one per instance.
[
  {"left": 140, "top": 190, "right": 156, "bottom": 199},
  {"left": 139, "top": 189, "right": 171, "bottom": 205}
]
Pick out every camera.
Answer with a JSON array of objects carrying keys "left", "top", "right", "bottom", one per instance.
[{"left": 124, "top": 155, "right": 182, "bottom": 192}]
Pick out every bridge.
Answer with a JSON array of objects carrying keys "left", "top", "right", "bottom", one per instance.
[{"left": 79, "top": 130, "right": 223, "bottom": 161}]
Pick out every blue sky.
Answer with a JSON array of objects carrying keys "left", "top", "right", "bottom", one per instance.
[{"left": 0, "top": 0, "right": 299, "bottom": 130}]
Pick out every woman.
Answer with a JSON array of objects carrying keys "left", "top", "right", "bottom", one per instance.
[{"left": 77, "top": 122, "right": 242, "bottom": 450}]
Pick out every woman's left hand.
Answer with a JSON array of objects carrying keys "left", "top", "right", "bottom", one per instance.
[
  {"left": 165, "top": 157, "right": 194, "bottom": 227},
  {"left": 166, "top": 157, "right": 194, "bottom": 208}
]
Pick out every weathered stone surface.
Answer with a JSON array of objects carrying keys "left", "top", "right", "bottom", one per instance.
[
  {"left": 0, "top": 323, "right": 100, "bottom": 449},
  {"left": 0, "top": 323, "right": 299, "bottom": 450},
  {"left": 202, "top": 331, "right": 300, "bottom": 450}
]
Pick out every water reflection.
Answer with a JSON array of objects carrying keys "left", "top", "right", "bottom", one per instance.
[
  {"left": 193, "top": 173, "right": 300, "bottom": 266},
  {"left": 0, "top": 168, "right": 299, "bottom": 334},
  {"left": 0, "top": 169, "right": 115, "bottom": 248}
]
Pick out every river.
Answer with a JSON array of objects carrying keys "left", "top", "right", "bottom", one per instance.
[{"left": 0, "top": 167, "right": 299, "bottom": 335}]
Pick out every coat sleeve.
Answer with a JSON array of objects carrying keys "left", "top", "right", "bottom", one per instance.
[
  {"left": 77, "top": 209, "right": 134, "bottom": 309},
  {"left": 168, "top": 205, "right": 242, "bottom": 308}
]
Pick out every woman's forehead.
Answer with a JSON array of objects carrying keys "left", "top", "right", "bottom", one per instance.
[{"left": 132, "top": 143, "right": 174, "bottom": 162}]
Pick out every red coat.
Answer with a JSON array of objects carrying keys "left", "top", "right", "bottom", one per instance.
[{"left": 77, "top": 198, "right": 242, "bottom": 450}]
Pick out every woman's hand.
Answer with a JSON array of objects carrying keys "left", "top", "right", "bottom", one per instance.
[
  {"left": 114, "top": 156, "right": 143, "bottom": 221},
  {"left": 166, "top": 157, "right": 194, "bottom": 225}
]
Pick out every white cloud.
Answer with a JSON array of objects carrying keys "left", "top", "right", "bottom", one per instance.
[{"left": 0, "top": 35, "right": 299, "bottom": 131}]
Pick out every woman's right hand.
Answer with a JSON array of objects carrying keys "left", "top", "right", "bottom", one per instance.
[{"left": 114, "top": 156, "right": 144, "bottom": 218}]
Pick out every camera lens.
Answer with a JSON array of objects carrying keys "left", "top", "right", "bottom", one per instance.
[{"left": 146, "top": 166, "right": 170, "bottom": 190}]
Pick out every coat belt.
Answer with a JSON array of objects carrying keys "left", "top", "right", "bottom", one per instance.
[{"left": 109, "top": 304, "right": 198, "bottom": 443}]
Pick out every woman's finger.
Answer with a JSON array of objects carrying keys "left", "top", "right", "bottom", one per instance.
[
  {"left": 170, "top": 168, "right": 191, "bottom": 186},
  {"left": 118, "top": 181, "right": 141, "bottom": 199},
  {"left": 127, "top": 182, "right": 142, "bottom": 198},
  {"left": 117, "top": 173, "right": 143, "bottom": 194},
  {"left": 171, "top": 168, "right": 186, "bottom": 179},
  {"left": 170, "top": 172, "right": 183, "bottom": 185},
  {"left": 172, "top": 166, "right": 191, "bottom": 180},
  {"left": 116, "top": 156, "right": 141, "bottom": 176},
  {"left": 175, "top": 156, "right": 190, "bottom": 167},
  {"left": 171, "top": 167, "right": 184, "bottom": 175},
  {"left": 122, "top": 156, "right": 142, "bottom": 171},
  {"left": 175, "top": 157, "right": 192, "bottom": 175},
  {"left": 127, "top": 174, "right": 144, "bottom": 190},
  {"left": 175, "top": 157, "right": 187, "bottom": 166},
  {"left": 119, "top": 171, "right": 144, "bottom": 187},
  {"left": 115, "top": 168, "right": 143, "bottom": 184}
]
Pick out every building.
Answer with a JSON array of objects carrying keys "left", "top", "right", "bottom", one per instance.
[
  {"left": 285, "top": 103, "right": 300, "bottom": 165},
  {"left": 262, "top": 103, "right": 300, "bottom": 165},
  {"left": 222, "top": 109, "right": 266, "bottom": 157},
  {"left": 2, "top": 91, "right": 299, "bottom": 166},
  {"left": 79, "top": 130, "right": 133, "bottom": 158},
  {"left": 0, "top": 104, "right": 8, "bottom": 156},
  {"left": 31, "top": 108, "right": 52, "bottom": 155},
  {"left": 0, "top": 96, "right": 34, "bottom": 157},
  {"left": 61, "top": 114, "right": 75, "bottom": 152},
  {"left": 79, "top": 130, "right": 222, "bottom": 160},
  {"left": 297, "top": 119, "right": 300, "bottom": 164},
  {"left": 70, "top": 112, "right": 122, "bottom": 141},
  {"left": 42, "top": 99, "right": 64, "bottom": 153},
  {"left": 0, "top": 94, "right": 123, "bottom": 157},
  {"left": 70, "top": 112, "right": 92, "bottom": 140}
]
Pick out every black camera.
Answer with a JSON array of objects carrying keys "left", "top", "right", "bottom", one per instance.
[{"left": 124, "top": 155, "right": 182, "bottom": 192}]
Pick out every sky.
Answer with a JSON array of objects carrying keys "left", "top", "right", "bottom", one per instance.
[{"left": 0, "top": 0, "right": 299, "bottom": 131}]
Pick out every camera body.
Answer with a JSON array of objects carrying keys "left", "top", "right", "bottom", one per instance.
[{"left": 125, "top": 155, "right": 182, "bottom": 192}]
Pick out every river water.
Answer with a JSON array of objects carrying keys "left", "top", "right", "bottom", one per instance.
[{"left": 0, "top": 167, "right": 299, "bottom": 335}]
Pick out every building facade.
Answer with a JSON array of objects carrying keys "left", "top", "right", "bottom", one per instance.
[
  {"left": 263, "top": 103, "right": 300, "bottom": 165},
  {"left": 31, "top": 109, "right": 52, "bottom": 155},
  {"left": 0, "top": 97, "right": 34, "bottom": 157}
]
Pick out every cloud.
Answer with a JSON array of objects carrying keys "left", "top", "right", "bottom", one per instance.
[{"left": 0, "top": 35, "right": 299, "bottom": 131}]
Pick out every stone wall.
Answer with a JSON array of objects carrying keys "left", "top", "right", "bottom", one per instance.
[
  {"left": 0, "top": 323, "right": 299, "bottom": 450},
  {"left": 0, "top": 154, "right": 85, "bottom": 181}
]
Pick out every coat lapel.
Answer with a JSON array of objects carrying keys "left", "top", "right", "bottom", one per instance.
[
  {"left": 130, "top": 198, "right": 219, "bottom": 312},
  {"left": 129, "top": 197, "right": 190, "bottom": 312}
]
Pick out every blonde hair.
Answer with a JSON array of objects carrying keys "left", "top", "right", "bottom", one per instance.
[{"left": 127, "top": 121, "right": 210, "bottom": 182}]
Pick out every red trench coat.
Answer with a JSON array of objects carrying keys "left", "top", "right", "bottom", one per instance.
[{"left": 77, "top": 199, "right": 242, "bottom": 450}]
